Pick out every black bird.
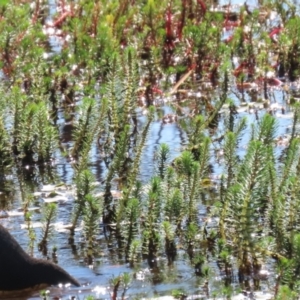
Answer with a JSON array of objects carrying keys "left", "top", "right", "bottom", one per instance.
[{"left": 0, "top": 224, "right": 80, "bottom": 298}]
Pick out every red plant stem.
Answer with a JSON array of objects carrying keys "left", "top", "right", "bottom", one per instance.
[
  {"left": 166, "top": 6, "right": 172, "bottom": 39},
  {"left": 197, "top": 0, "right": 206, "bottom": 15},
  {"left": 31, "top": 0, "right": 40, "bottom": 25},
  {"left": 233, "top": 60, "right": 254, "bottom": 77},
  {"left": 152, "top": 86, "right": 163, "bottom": 95},
  {"left": 52, "top": 11, "right": 71, "bottom": 28},
  {"left": 165, "top": 6, "right": 174, "bottom": 50},
  {"left": 269, "top": 27, "right": 282, "bottom": 42},
  {"left": 178, "top": 0, "right": 187, "bottom": 40}
]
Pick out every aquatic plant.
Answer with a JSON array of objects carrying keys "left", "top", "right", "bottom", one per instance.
[
  {"left": 2, "top": 0, "right": 300, "bottom": 298},
  {"left": 71, "top": 97, "right": 97, "bottom": 161},
  {"left": 141, "top": 176, "right": 163, "bottom": 265},
  {"left": 128, "top": 239, "right": 141, "bottom": 267},
  {"left": 109, "top": 272, "right": 132, "bottom": 300},
  {"left": 162, "top": 221, "right": 177, "bottom": 265},
  {"left": 0, "top": 116, "right": 12, "bottom": 173},
  {"left": 83, "top": 194, "right": 102, "bottom": 264},
  {"left": 218, "top": 114, "right": 277, "bottom": 277},
  {"left": 3, "top": 85, "right": 58, "bottom": 166},
  {"left": 123, "top": 197, "right": 140, "bottom": 261},
  {"left": 100, "top": 49, "right": 155, "bottom": 230},
  {"left": 283, "top": 16, "right": 300, "bottom": 81},
  {"left": 25, "top": 210, "right": 36, "bottom": 256},
  {"left": 39, "top": 203, "right": 57, "bottom": 255},
  {"left": 70, "top": 169, "right": 96, "bottom": 237}
]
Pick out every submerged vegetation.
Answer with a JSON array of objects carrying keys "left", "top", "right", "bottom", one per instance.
[{"left": 1, "top": 0, "right": 300, "bottom": 298}]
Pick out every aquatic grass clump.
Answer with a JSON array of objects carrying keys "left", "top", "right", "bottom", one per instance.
[
  {"left": 0, "top": 116, "right": 12, "bottom": 174},
  {"left": 217, "top": 114, "right": 278, "bottom": 276},
  {"left": 162, "top": 221, "right": 177, "bottom": 265},
  {"left": 100, "top": 49, "right": 156, "bottom": 230},
  {"left": 1, "top": 85, "right": 59, "bottom": 167},
  {"left": 70, "top": 169, "right": 97, "bottom": 237},
  {"left": 39, "top": 203, "right": 57, "bottom": 255},
  {"left": 122, "top": 197, "right": 140, "bottom": 261},
  {"left": 71, "top": 97, "right": 97, "bottom": 160},
  {"left": 69, "top": 168, "right": 103, "bottom": 262},
  {"left": 83, "top": 194, "right": 102, "bottom": 264},
  {"left": 109, "top": 272, "right": 132, "bottom": 300},
  {"left": 141, "top": 176, "right": 163, "bottom": 265}
]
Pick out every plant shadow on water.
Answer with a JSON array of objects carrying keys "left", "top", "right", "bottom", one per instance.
[{"left": 1, "top": 0, "right": 300, "bottom": 299}]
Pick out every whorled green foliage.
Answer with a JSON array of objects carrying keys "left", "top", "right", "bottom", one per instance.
[
  {"left": 107, "top": 124, "right": 130, "bottom": 181},
  {"left": 164, "top": 188, "right": 184, "bottom": 226},
  {"left": 104, "top": 53, "right": 121, "bottom": 139},
  {"left": 38, "top": 203, "right": 57, "bottom": 255},
  {"left": 70, "top": 169, "right": 97, "bottom": 236},
  {"left": 109, "top": 272, "right": 132, "bottom": 300},
  {"left": 71, "top": 97, "right": 96, "bottom": 160},
  {"left": 156, "top": 144, "right": 185, "bottom": 228},
  {"left": 280, "top": 139, "right": 300, "bottom": 190},
  {"left": 223, "top": 132, "right": 238, "bottom": 187},
  {"left": 197, "top": 136, "right": 210, "bottom": 179},
  {"left": 137, "top": 139, "right": 208, "bottom": 264},
  {"left": 218, "top": 114, "right": 278, "bottom": 275},
  {"left": 256, "top": 112, "right": 278, "bottom": 145},
  {"left": 9, "top": 88, "right": 58, "bottom": 164},
  {"left": 163, "top": 164, "right": 177, "bottom": 188},
  {"left": 282, "top": 16, "right": 300, "bottom": 81},
  {"left": 155, "top": 143, "right": 171, "bottom": 180},
  {"left": 122, "top": 198, "right": 140, "bottom": 258},
  {"left": 217, "top": 238, "right": 233, "bottom": 277},
  {"left": 16, "top": 102, "right": 39, "bottom": 160},
  {"left": 103, "top": 124, "right": 131, "bottom": 219},
  {"left": 226, "top": 140, "right": 271, "bottom": 273},
  {"left": 102, "top": 48, "right": 139, "bottom": 153},
  {"left": 0, "top": 117, "right": 12, "bottom": 173},
  {"left": 128, "top": 239, "right": 141, "bottom": 267},
  {"left": 73, "top": 94, "right": 108, "bottom": 173},
  {"left": 275, "top": 284, "right": 297, "bottom": 300},
  {"left": 174, "top": 148, "right": 209, "bottom": 224},
  {"left": 217, "top": 112, "right": 300, "bottom": 286},
  {"left": 145, "top": 176, "right": 163, "bottom": 222},
  {"left": 289, "top": 103, "right": 300, "bottom": 144},
  {"left": 186, "top": 115, "right": 206, "bottom": 161},
  {"left": 83, "top": 194, "right": 102, "bottom": 262},
  {"left": 120, "top": 48, "right": 139, "bottom": 127},
  {"left": 122, "top": 107, "right": 155, "bottom": 195},
  {"left": 258, "top": 136, "right": 298, "bottom": 253},
  {"left": 101, "top": 50, "right": 153, "bottom": 227},
  {"left": 222, "top": 115, "right": 247, "bottom": 189},
  {"left": 268, "top": 140, "right": 300, "bottom": 258},
  {"left": 25, "top": 210, "right": 36, "bottom": 257},
  {"left": 110, "top": 106, "right": 155, "bottom": 230},
  {"left": 275, "top": 258, "right": 296, "bottom": 298},
  {"left": 225, "top": 99, "right": 237, "bottom": 132},
  {"left": 141, "top": 176, "right": 162, "bottom": 258},
  {"left": 162, "top": 221, "right": 177, "bottom": 264},
  {"left": 175, "top": 150, "right": 196, "bottom": 178},
  {"left": 0, "top": 4, "right": 33, "bottom": 77},
  {"left": 185, "top": 222, "right": 199, "bottom": 254},
  {"left": 35, "top": 102, "right": 58, "bottom": 163}
]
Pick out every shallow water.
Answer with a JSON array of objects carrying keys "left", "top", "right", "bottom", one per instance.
[
  {"left": 0, "top": 0, "right": 298, "bottom": 299},
  {"left": 0, "top": 85, "right": 294, "bottom": 299}
]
